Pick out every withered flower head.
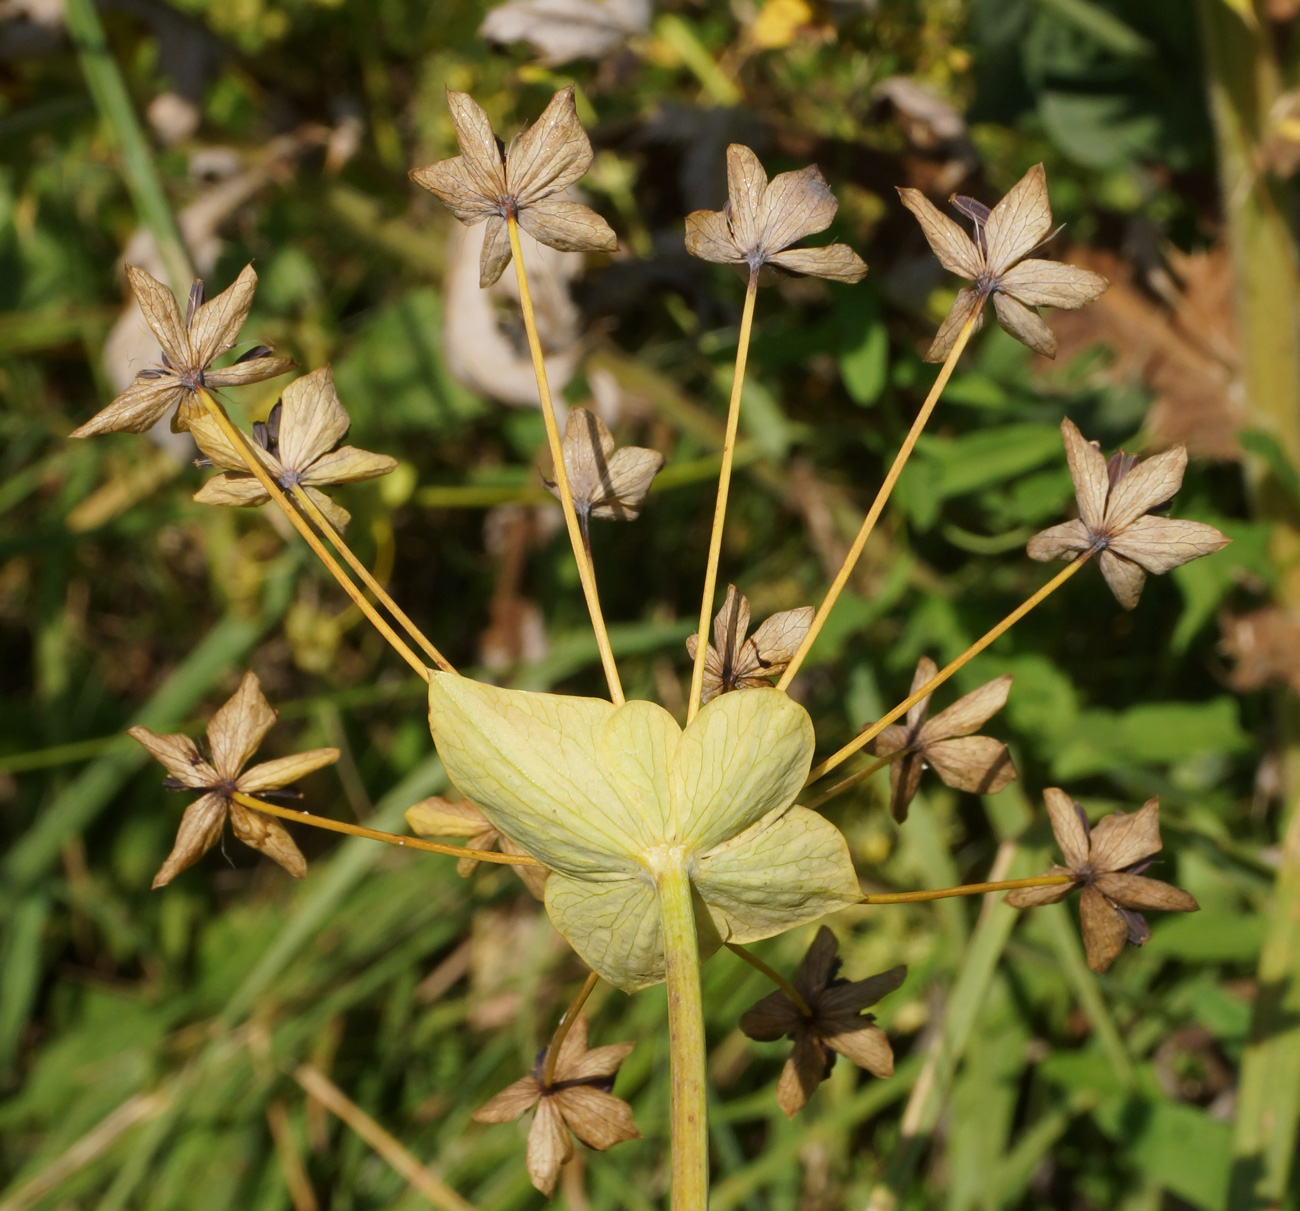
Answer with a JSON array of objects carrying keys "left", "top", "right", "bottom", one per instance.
[
  {"left": 1027, "top": 418, "right": 1230, "bottom": 610},
  {"left": 871, "top": 656, "right": 1017, "bottom": 824},
  {"left": 543, "top": 407, "right": 664, "bottom": 544},
  {"left": 406, "top": 795, "right": 549, "bottom": 899},
  {"left": 685, "top": 144, "right": 868, "bottom": 284},
  {"left": 685, "top": 584, "right": 814, "bottom": 703},
  {"left": 129, "top": 671, "right": 339, "bottom": 888},
  {"left": 188, "top": 366, "right": 396, "bottom": 533},
  {"left": 897, "top": 163, "right": 1108, "bottom": 361},
  {"left": 1005, "top": 790, "right": 1199, "bottom": 973},
  {"left": 740, "top": 927, "right": 905, "bottom": 1118},
  {"left": 472, "top": 1016, "right": 640, "bottom": 1196},
  {"left": 71, "top": 265, "right": 293, "bottom": 437},
  {"left": 410, "top": 85, "right": 618, "bottom": 288}
]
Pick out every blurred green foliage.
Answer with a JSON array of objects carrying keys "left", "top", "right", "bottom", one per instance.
[{"left": 0, "top": 0, "right": 1291, "bottom": 1207}]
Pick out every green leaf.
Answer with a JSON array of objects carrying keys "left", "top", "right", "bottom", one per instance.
[
  {"left": 1052, "top": 697, "right": 1251, "bottom": 779},
  {"left": 840, "top": 320, "right": 889, "bottom": 406}
]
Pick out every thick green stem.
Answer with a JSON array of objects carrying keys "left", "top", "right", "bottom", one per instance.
[
  {"left": 655, "top": 859, "right": 708, "bottom": 1211},
  {"left": 1197, "top": 3, "right": 1300, "bottom": 1204}
]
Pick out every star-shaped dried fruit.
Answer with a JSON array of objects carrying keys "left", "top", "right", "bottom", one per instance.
[
  {"left": 897, "top": 163, "right": 1108, "bottom": 361},
  {"left": 129, "top": 671, "right": 339, "bottom": 887},
  {"left": 405, "top": 795, "right": 549, "bottom": 898},
  {"left": 871, "top": 656, "right": 1017, "bottom": 824},
  {"left": 188, "top": 367, "right": 396, "bottom": 533},
  {"left": 72, "top": 265, "right": 293, "bottom": 437},
  {"left": 1027, "top": 418, "right": 1230, "bottom": 610},
  {"left": 542, "top": 407, "right": 664, "bottom": 547},
  {"left": 740, "top": 927, "right": 905, "bottom": 1118},
  {"left": 685, "top": 144, "right": 867, "bottom": 284},
  {"left": 685, "top": 585, "right": 814, "bottom": 704},
  {"left": 473, "top": 1016, "right": 640, "bottom": 1196},
  {"left": 410, "top": 85, "right": 618, "bottom": 288},
  {"left": 1005, "top": 790, "right": 1198, "bottom": 973}
]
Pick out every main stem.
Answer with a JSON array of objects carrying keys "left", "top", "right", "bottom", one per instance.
[
  {"left": 688, "top": 271, "right": 759, "bottom": 724},
  {"left": 656, "top": 861, "right": 708, "bottom": 1211},
  {"left": 806, "top": 555, "right": 1089, "bottom": 784},
  {"left": 506, "top": 215, "right": 624, "bottom": 705},
  {"left": 777, "top": 316, "right": 977, "bottom": 691},
  {"left": 195, "top": 390, "right": 430, "bottom": 681},
  {"left": 288, "top": 484, "right": 454, "bottom": 673},
  {"left": 231, "top": 792, "right": 545, "bottom": 868}
]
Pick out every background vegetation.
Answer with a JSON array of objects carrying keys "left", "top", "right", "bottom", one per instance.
[{"left": 1, "top": 0, "right": 1297, "bottom": 1207}]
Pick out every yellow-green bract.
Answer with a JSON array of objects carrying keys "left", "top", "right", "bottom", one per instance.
[{"left": 428, "top": 675, "right": 861, "bottom": 991}]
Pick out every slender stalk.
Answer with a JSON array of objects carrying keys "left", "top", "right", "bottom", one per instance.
[
  {"left": 801, "top": 752, "right": 898, "bottom": 812},
  {"left": 231, "top": 792, "right": 545, "bottom": 868},
  {"left": 506, "top": 214, "right": 623, "bottom": 704},
  {"left": 541, "top": 971, "right": 600, "bottom": 1086},
  {"left": 63, "top": 0, "right": 192, "bottom": 294},
  {"left": 688, "top": 271, "right": 759, "bottom": 723},
  {"left": 862, "top": 874, "right": 1071, "bottom": 906},
  {"left": 292, "top": 1064, "right": 474, "bottom": 1211},
  {"left": 655, "top": 859, "right": 709, "bottom": 1210},
  {"left": 195, "top": 389, "right": 430, "bottom": 682},
  {"left": 806, "top": 555, "right": 1089, "bottom": 785},
  {"left": 286, "top": 483, "right": 454, "bottom": 672},
  {"left": 777, "top": 316, "right": 977, "bottom": 692},
  {"left": 725, "top": 942, "right": 811, "bottom": 1016}
]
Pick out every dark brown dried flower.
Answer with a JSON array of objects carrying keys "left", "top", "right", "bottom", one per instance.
[
  {"left": 1005, "top": 790, "right": 1199, "bottom": 973},
  {"left": 1027, "top": 419, "right": 1231, "bottom": 610},
  {"left": 740, "top": 927, "right": 905, "bottom": 1118},
  {"left": 897, "top": 163, "right": 1109, "bottom": 361},
  {"left": 473, "top": 1016, "right": 640, "bottom": 1195},
  {"left": 542, "top": 407, "right": 664, "bottom": 546},
  {"left": 871, "top": 657, "right": 1017, "bottom": 824},
  {"left": 685, "top": 585, "right": 813, "bottom": 703},
  {"left": 129, "top": 671, "right": 338, "bottom": 887},
  {"left": 188, "top": 366, "right": 396, "bottom": 533},
  {"left": 685, "top": 144, "right": 868, "bottom": 283},
  {"left": 410, "top": 85, "right": 618, "bottom": 288},
  {"left": 71, "top": 265, "right": 293, "bottom": 437},
  {"left": 405, "top": 795, "right": 548, "bottom": 898}
]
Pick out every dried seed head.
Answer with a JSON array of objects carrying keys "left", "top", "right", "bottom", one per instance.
[
  {"left": 1027, "top": 419, "right": 1230, "bottom": 609},
  {"left": 740, "top": 927, "right": 905, "bottom": 1117},
  {"left": 871, "top": 657, "right": 1016, "bottom": 823},
  {"left": 473, "top": 1016, "right": 639, "bottom": 1195},
  {"left": 897, "top": 163, "right": 1109, "bottom": 360},
  {"left": 542, "top": 407, "right": 664, "bottom": 530},
  {"left": 188, "top": 366, "right": 396, "bottom": 533},
  {"left": 685, "top": 144, "right": 867, "bottom": 283},
  {"left": 410, "top": 86, "right": 618, "bottom": 287},
  {"left": 71, "top": 265, "right": 293, "bottom": 437},
  {"left": 129, "top": 671, "right": 338, "bottom": 887},
  {"left": 406, "top": 795, "right": 548, "bottom": 898},
  {"left": 685, "top": 585, "right": 814, "bottom": 703},
  {"left": 1005, "top": 791, "right": 1199, "bottom": 973}
]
